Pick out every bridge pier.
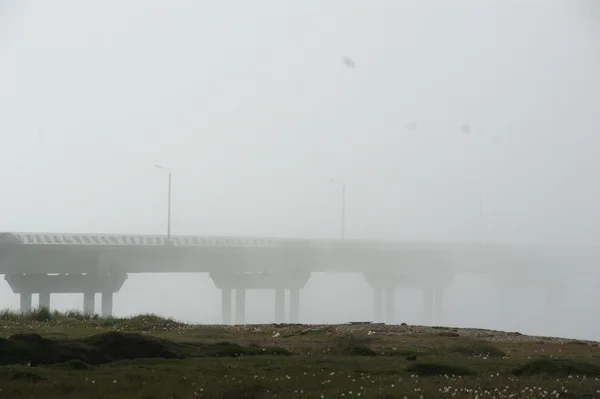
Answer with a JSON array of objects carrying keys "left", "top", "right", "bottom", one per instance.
[
  {"left": 422, "top": 285, "right": 443, "bottom": 325},
  {"left": 364, "top": 270, "right": 452, "bottom": 325},
  {"left": 384, "top": 287, "right": 395, "bottom": 323},
  {"left": 370, "top": 285, "right": 395, "bottom": 323},
  {"left": 492, "top": 279, "right": 520, "bottom": 331},
  {"left": 83, "top": 292, "right": 95, "bottom": 315},
  {"left": 373, "top": 286, "right": 383, "bottom": 322},
  {"left": 423, "top": 286, "right": 433, "bottom": 324},
  {"left": 101, "top": 292, "right": 114, "bottom": 317},
  {"left": 5, "top": 273, "right": 127, "bottom": 316},
  {"left": 434, "top": 285, "right": 443, "bottom": 324},
  {"left": 235, "top": 288, "right": 246, "bottom": 325},
  {"left": 20, "top": 292, "right": 32, "bottom": 312},
  {"left": 490, "top": 270, "right": 570, "bottom": 334},
  {"left": 274, "top": 288, "right": 285, "bottom": 323},
  {"left": 290, "top": 287, "right": 300, "bottom": 323},
  {"left": 38, "top": 292, "right": 50, "bottom": 310},
  {"left": 210, "top": 271, "right": 311, "bottom": 325},
  {"left": 221, "top": 287, "right": 232, "bottom": 324},
  {"left": 542, "top": 285, "right": 562, "bottom": 329}
]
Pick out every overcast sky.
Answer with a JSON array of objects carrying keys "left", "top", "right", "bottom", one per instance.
[{"left": 0, "top": 0, "right": 599, "bottom": 339}]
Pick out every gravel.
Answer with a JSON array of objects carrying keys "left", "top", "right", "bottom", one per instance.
[{"left": 212, "top": 323, "right": 599, "bottom": 345}]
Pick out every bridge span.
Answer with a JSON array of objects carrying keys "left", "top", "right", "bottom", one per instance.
[{"left": 1, "top": 232, "right": 597, "bottom": 325}]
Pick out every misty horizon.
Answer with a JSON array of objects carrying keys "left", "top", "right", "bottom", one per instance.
[{"left": 0, "top": 0, "right": 599, "bottom": 341}]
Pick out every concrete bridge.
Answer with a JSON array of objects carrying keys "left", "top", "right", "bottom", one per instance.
[{"left": 0, "top": 232, "right": 597, "bottom": 324}]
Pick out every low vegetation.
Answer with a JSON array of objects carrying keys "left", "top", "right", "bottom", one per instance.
[{"left": 0, "top": 308, "right": 598, "bottom": 398}]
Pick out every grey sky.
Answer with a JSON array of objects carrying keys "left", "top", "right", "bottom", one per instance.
[{"left": 0, "top": 0, "right": 599, "bottom": 339}]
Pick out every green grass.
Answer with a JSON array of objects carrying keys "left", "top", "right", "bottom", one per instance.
[{"left": 0, "top": 308, "right": 599, "bottom": 398}]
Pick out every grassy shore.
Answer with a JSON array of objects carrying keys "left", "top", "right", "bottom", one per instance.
[{"left": 0, "top": 308, "right": 599, "bottom": 398}]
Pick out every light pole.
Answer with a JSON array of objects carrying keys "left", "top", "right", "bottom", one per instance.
[
  {"left": 155, "top": 165, "right": 172, "bottom": 243},
  {"left": 463, "top": 130, "right": 497, "bottom": 243},
  {"left": 330, "top": 178, "right": 346, "bottom": 240}
]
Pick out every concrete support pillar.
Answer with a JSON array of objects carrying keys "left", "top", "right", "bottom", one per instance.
[
  {"left": 373, "top": 286, "right": 383, "bottom": 322},
  {"left": 235, "top": 288, "right": 246, "bottom": 325},
  {"left": 542, "top": 286, "right": 561, "bottom": 332},
  {"left": 290, "top": 287, "right": 300, "bottom": 323},
  {"left": 38, "top": 292, "right": 50, "bottom": 310},
  {"left": 274, "top": 288, "right": 285, "bottom": 323},
  {"left": 20, "top": 292, "right": 32, "bottom": 313},
  {"left": 101, "top": 292, "right": 113, "bottom": 317},
  {"left": 221, "top": 287, "right": 232, "bottom": 325},
  {"left": 83, "top": 292, "right": 95, "bottom": 315},
  {"left": 384, "top": 287, "right": 394, "bottom": 323},
  {"left": 492, "top": 282, "right": 518, "bottom": 331},
  {"left": 434, "top": 285, "right": 443, "bottom": 324},
  {"left": 423, "top": 286, "right": 434, "bottom": 325}
]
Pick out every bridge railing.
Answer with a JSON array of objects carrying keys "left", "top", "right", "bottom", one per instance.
[{"left": 0, "top": 232, "right": 553, "bottom": 253}]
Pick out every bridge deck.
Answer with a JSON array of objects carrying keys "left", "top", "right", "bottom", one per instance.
[
  {"left": 0, "top": 232, "right": 519, "bottom": 249},
  {"left": 1, "top": 232, "right": 598, "bottom": 275}
]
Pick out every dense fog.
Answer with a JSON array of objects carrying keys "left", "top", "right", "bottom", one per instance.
[{"left": 0, "top": 0, "right": 599, "bottom": 340}]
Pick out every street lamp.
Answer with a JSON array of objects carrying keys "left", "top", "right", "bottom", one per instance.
[
  {"left": 155, "top": 165, "right": 172, "bottom": 243},
  {"left": 330, "top": 178, "right": 346, "bottom": 240}
]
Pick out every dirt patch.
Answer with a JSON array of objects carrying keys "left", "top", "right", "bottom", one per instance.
[
  {"left": 437, "top": 331, "right": 460, "bottom": 337},
  {"left": 49, "top": 359, "right": 92, "bottom": 370},
  {"left": 0, "top": 332, "right": 289, "bottom": 367},
  {"left": 450, "top": 340, "right": 506, "bottom": 358},
  {"left": 343, "top": 345, "right": 377, "bottom": 356},
  {"left": 513, "top": 359, "right": 600, "bottom": 377},
  {"left": 79, "top": 331, "right": 182, "bottom": 362},
  {"left": 0, "top": 369, "right": 47, "bottom": 383}
]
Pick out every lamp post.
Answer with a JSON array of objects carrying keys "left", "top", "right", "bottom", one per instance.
[
  {"left": 155, "top": 165, "right": 172, "bottom": 243},
  {"left": 463, "top": 130, "right": 498, "bottom": 243},
  {"left": 330, "top": 178, "right": 346, "bottom": 240}
]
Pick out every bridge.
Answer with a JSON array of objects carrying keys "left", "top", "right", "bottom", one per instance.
[{"left": 1, "top": 232, "right": 597, "bottom": 325}]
